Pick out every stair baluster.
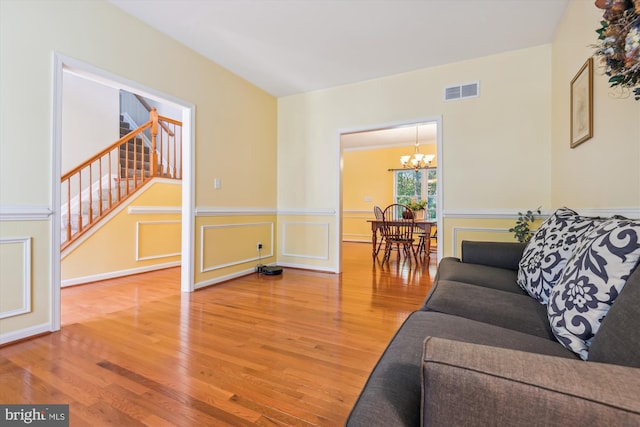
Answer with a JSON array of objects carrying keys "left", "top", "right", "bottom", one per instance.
[{"left": 61, "top": 109, "right": 182, "bottom": 250}]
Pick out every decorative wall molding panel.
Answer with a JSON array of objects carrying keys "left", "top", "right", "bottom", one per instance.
[
  {"left": 200, "top": 222, "right": 274, "bottom": 273},
  {"left": 0, "top": 237, "right": 31, "bottom": 319},
  {"left": 136, "top": 220, "right": 181, "bottom": 261},
  {"left": 281, "top": 222, "right": 330, "bottom": 260}
]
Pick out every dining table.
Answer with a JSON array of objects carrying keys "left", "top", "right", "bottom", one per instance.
[{"left": 367, "top": 219, "right": 435, "bottom": 258}]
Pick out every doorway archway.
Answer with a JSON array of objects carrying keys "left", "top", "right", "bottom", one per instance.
[
  {"left": 51, "top": 53, "right": 195, "bottom": 331},
  {"left": 337, "top": 117, "right": 443, "bottom": 273}
]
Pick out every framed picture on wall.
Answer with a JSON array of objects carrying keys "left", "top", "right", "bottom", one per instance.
[{"left": 570, "top": 57, "right": 593, "bottom": 148}]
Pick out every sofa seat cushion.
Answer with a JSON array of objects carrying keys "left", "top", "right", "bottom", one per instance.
[
  {"left": 421, "top": 338, "right": 640, "bottom": 427},
  {"left": 436, "top": 257, "right": 524, "bottom": 294},
  {"left": 548, "top": 217, "right": 640, "bottom": 360},
  {"left": 423, "top": 280, "right": 554, "bottom": 339},
  {"left": 517, "top": 207, "right": 602, "bottom": 304},
  {"left": 346, "top": 311, "right": 575, "bottom": 427}
]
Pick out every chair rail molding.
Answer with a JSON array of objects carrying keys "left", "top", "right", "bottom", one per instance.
[
  {"left": 444, "top": 207, "right": 639, "bottom": 220},
  {"left": 278, "top": 208, "right": 336, "bottom": 216},
  {"left": 196, "top": 207, "right": 278, "bottom": 217},
  {"left": 129, "top": 206, "right": 182, "bottom": 215},
  {"left": 0, "top": 205, "right": 52, "bottom": 221}
]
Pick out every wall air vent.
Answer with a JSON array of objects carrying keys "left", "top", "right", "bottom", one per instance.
[{"left": 444, "top": 81, "right": 480, "bottom": 101}]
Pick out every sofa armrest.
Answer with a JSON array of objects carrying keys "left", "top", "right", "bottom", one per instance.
[
  {"left": 421, "top": 337, "right": 640, "bottom": 426},
  {"left": 460, "top": 241, "right": 526, "bottom": 271}
]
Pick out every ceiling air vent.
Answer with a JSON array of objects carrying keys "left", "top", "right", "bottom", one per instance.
[{"left": 444, "top": 81, "right": 480, "bottom": 101}]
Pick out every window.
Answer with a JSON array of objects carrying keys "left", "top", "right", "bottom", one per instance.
[{"left": 394, "top": 168, "right": 437, "bottom": 220}]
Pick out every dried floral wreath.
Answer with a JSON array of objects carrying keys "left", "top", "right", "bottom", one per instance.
[{"left": 594, "top": 0, "right": 640, "bottom": 100}]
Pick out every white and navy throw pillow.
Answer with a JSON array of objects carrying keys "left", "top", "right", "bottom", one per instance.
[
  {"left": 517, "top": 208, "right": 601, "bottom": 304},
  {"left": 547, "top": 217, "right": 640, "bottom": 360}
]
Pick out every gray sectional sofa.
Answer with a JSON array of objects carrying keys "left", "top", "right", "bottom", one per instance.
[{"left": 347, "top": 211, "right": 640, "bottom": 426}]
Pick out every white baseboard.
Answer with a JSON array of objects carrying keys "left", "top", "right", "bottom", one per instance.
[
  {"left": 275, "top": 262, "right": 338, "bottom": 273},
  {"left": 61, "top": 261, "right": 180, "bottom": 287},
  {"left": 194, "top": 266, "right": 258, "bottom": 289},
  {"left": 0, "top": 322, "right": 52, "bottom": 345}
]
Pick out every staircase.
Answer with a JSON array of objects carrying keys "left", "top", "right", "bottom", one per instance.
[
  {"left": 61, "top": 178, "right": 134, "bottom": 247},
  {"left": 119, "top": 116, "right": 151, "bottom": 180},
  {"left": 61, "top": 109, "right": 182, "bottom": 250}
]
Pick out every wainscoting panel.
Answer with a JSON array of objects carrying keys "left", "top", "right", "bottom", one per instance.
[
  {"left": 450, "top": 227, "right": 514, "bottom": 257},
  {"left": 200, "top": 222, "right": 274, "bottom": 272},
  {"left": 0, "top": 237, "right": 31, "bottom": 319},
  {"left": 281, "top": 222, "right": 330, "bottom": 260},
  {"left": 136, "top": 220, "right": 181, "bottom": 261},
  {"left": 342, "top": 210, "right": 373, "bottom": 243}
]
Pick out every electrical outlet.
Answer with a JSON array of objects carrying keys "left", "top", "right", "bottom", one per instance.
[{"left": 257, "top": 242, "right": 263, "bottom": 251}]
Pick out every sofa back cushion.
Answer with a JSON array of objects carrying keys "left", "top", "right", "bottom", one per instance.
[
  {"left": 517, "top": 208, "right": 601, "bottom": 304},
  {"left": 588, "top": 264, "right": 640, "bottom": 367},
  {"left": 547, "top": 218, "right": 640, "bottom": 360},
  {"left": 461, "top": 241, "right": 526, "bottom": 271}
]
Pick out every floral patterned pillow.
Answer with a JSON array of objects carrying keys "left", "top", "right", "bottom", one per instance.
[
  {"left": 517, "top": 208, "right": 601, "bottom": 304},
  {"left": 547, "top": 218, "right": 640, "bottom": 360}
]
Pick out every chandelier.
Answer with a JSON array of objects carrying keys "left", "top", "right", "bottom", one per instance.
[{"left": 400, "top": 127, "right": 435, "bottom": 170}]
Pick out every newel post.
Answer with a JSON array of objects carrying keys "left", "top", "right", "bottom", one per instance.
[{"left": 150, "top": 107, "right": 159, "bottom": 176}]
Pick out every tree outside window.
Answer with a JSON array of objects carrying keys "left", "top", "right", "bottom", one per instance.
[{"left": 394, "top": 168, "right": 437, "bottom": 220}]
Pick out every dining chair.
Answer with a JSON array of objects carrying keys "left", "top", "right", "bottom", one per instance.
[
  {"left": 381, "top": 204, "right": 418, "bottom": 263},
  {"left": 415, "top": 229, "right": 429, "bottom": 259},
  {"left": 430, "top": 224, "right": 437, "bottom": 254},
  {"left": 373, "top": 205, "right": 385, "bottom": 257},
  {"left": 415, "top": 222, "right": 434, "bottom": 259}
]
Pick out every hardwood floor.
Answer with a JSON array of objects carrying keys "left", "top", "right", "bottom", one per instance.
[{"left": 1, "top": 242, "right": 436, "bottom": 426}]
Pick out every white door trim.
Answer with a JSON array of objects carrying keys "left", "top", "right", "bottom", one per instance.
[
  {"left": 337, "top": 116, "right": 443, "bottom": 271},
  {"left": 51, "top": 53, "right": 196, "bottom": 331}
]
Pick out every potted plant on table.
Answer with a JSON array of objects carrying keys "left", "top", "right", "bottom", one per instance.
[{"left": 407, "top": 199, "right": 427, "bottom": 220}]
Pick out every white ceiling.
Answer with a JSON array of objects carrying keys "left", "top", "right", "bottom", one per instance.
[{"left": 109, "top": 0, "right": 569, "bottom": 98}]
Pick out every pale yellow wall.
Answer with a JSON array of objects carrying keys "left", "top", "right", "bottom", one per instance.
[
  {"left": 0, "top": 0, "right": 277, "bottom": 340},
  {"left": 61, "top": 181, "right": 182, "bottom": 284},
  {"left": 551, "top": 0, "right": 640, "bottom": 209},
  {"left": 342, "top": 145, "right": 437, "bottom": 242},
  {"left": 279, "top": 45, "right": 552, "bottom": 263}
]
